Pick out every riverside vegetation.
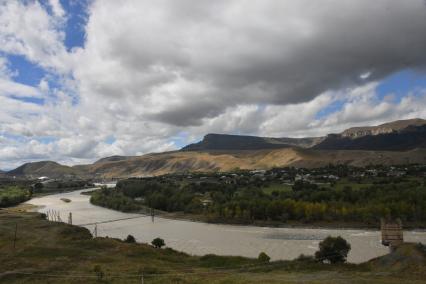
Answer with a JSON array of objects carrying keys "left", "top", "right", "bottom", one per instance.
[
  {"left": 0, "top": 186, "right": 31, "bottom": 207},
  {"left": 0, "top": 177, "right": 94, "bottom": 208},
  {"left": 90, "top": 164, "right": 426, "bottom": 228},
  {"left": 1, "top": 209, "right": 426, "bottom": 283}
]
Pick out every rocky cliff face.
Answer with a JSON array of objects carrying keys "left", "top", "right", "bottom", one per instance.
[
  {"left": 341, "top": 127, "right": 395, "bottom": 138},
  {"left": 315, "top": 123, "right": 426, "bottom": 151},
  {"left": 341, "top": 118, "right": 426, "bottom": 139},
  {"left": 182, "top": 133, "right": 323, "bottom": 151}
]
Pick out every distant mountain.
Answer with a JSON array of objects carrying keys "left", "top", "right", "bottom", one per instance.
[
  {"left": 182, "top": 133, "right": 323, "bottom": 151},
  {"left": 314, "top": 119, "right": 426, "bottom": 151},
  {"left": 94, "top": 155, "right": 132, "bottom": 164},
  {"left": 341, "top": 118, "right": 426, "bottom": 138},
  {"left": 183, "top": 118, "right": 426, "bottom": 152},
  {"left": 9, "top": 148, "right": 426, "bottom": 179},
  {"left": 6, "top": 118, "right": 426, "bottom": 178},
  {"left": 91, "top": 148, "right": 426, "bottom": 177},
  {"left": 7, "top": 161, "right": 84, "bottom": 178}
]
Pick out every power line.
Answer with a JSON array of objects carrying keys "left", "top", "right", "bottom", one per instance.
[{"left": 77, "top": 215, "right": 150, "bottom": 226}]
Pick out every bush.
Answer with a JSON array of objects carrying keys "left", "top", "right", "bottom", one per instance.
[
  {"left": 315, "top": 236, "right": 351, "bottom": 264},
  {"left": 152, "top": 237, "right": 165, "bottom": 248},
  {"left": 295, "top": 254, "right": 315, "bottom": 262},
  {"left": 125, "top": 234, "right": 136, "bottom": 243},
  {"left": 258, "top": 252, "right": 270, "bottom": 262},
  {"left": 0, "top": 186, "right": 30, "bottom": 207},
  {"left": 93, "top": 265, "right": 104, "bottom": 280}
]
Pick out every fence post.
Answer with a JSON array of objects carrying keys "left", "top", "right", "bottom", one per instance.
[{"left": 13, "top": 223, "right": 18, "bottom": 250}]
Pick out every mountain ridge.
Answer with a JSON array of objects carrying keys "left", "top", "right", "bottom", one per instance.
[
  {"left": 6, "top": 118, "right": 426, "bottom": 178},
  {"left": 341, "top": 118, "right": 426, "bottom": 138},
  {"left": 182, "top": 133, "right": 324, "bottom": 151}
]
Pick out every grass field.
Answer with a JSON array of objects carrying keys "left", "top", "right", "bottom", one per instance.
[{"left": 1, "top": 209, "right": 426, "bottom": 283}]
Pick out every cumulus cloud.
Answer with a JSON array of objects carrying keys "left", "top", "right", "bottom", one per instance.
[
  {"left": 0, "top": 0, "right": 72, "bottom": 73},
  {"left": 75, "top": 0, "right": 426, "bottom": 127},
  {"left": 1, "top": 0, "right": 426, "bottom": 168}
]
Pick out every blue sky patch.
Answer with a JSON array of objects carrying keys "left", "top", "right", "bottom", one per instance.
[
  {"left": 6, "top": 54, "right": 46, "bottom": 87},
  {"left": 376, "top": 70, "right": 426, "bottom": 102},
  {"left": 105, "top": 135, "right": 116, "bottom": 145},
  {"left": 61, "top": 0, "right": 90, "bottom": 50},
  {"left": 315, "top": 100, "right": 345, "bottom": 119},
  {"left": 315, "top": 69, "right": 426, "bottom": 119},
  {"left": 171, "top": 132, "right": 191, "bottom": 148},
  {"left": 10, "top": 95, "right": 45, "bottom": 105},
  {"left": 36, "top": 136, "right": 58, "bottom": 144}
]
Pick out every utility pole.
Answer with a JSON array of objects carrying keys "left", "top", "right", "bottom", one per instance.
[
  {"left": 13, "top": 223, "right": 18, "bottom": 250},
  {"left": 68, "top": 212, "right": 72, "bottom": 225},
  {"left": 151, "top": 208, "right": 154, "bottom": 223}
]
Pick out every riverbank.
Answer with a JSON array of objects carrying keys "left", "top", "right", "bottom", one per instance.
[
  {"left": 23, "top": 191, "right": 384, "bottom": 231},
  {"left": 1, "top": 209, "right": 425, "bottom": 284},
  {"left": 157, "top": 211, "right": 426, "bottom": 230},
  {"left": 93, "top": 174, "right": 426, "bottom": 232},
  {"left": 87, "top": 195, "right": 386, "bottom": 231},
  {"left": 84, "top": 186, "right": 425, "bottom": 230},
  {"left": 24, "top": 189, "right": 426, "bottom": 263}
]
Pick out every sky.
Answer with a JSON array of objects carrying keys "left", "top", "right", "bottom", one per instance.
[{"left": 1, "top": 0, "right": 426, "bottom": 169}]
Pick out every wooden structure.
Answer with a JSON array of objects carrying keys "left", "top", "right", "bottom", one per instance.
[
  {"left": 380, "top": 218, "right": 403, "bottom": 250},
  {"left": 68, "top": 212, "right": 73, "bottom": 225}
]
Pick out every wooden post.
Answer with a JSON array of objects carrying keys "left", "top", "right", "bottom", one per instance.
[
  {"left": 13, "top": 223, "right": 18, "bottom": 249},
  {"left": 151, "top": 208, "right": 154, "bottom": 223},
  {"left": 68, "top": 212, "right": 72, "bottom": 225}
]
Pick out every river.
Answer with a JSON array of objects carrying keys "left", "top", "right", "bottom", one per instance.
[{"left": 26, "top": 189, "right": 426, "bottom": 263}]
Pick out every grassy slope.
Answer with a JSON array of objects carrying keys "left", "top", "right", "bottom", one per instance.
[
  {"left": 7, "top": 148, "right": 426, "bottom": 179},
  {"left": 0, "top": 210, "right": 425, "bottom": 283},
  {"left": 89, "top": 148, "right": 426, "bottom": 178}
]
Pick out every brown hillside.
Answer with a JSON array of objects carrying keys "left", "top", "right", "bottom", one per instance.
[{"left": 87, "top": 148, "right": 426, "bottom": 178}]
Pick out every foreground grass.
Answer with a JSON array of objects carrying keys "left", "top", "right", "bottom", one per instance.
[{"left": 0, "top": 210, "right": 425, "bottom": 284}]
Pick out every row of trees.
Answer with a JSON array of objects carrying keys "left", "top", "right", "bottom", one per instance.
[
  {"left": 90, "top": 188, "right": 141, "bottom": 212},
  {"left": 210, "top": 181, "right": 426, "bottom": 223},
  {"left": 92, "top": 176, "right": 426, "bottom": 225}
]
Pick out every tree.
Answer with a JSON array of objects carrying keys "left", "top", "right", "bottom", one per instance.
[
  {"left": 152, "top": 237, "right": 165, "bottom": 248},
  {"left": 124, "top": 234, "right": 136, "bottom": 243},
  {"left": 258, "top": 252, "right": 270, "bottom": 262},
  {"left": 93, "top": 265, "right": 104, "bottom": 280},
  {"left": 315, "top": 236, "right": 351, "bottom": 264},
  {"left": 34, "top": 182, "right": 44, "bottom": 191}
]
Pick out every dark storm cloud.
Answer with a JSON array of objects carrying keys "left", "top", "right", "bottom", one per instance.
[{"left": 81, "top": 0, "right": 426, "bottom": 126}]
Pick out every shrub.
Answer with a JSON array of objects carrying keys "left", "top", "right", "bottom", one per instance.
[
  {"left": 296, "top": 254, "right": 315, "bottom": 262},
  {"left": 315, "top": 236, "right": 351, "bottom": 264},
  {"left": 93, "top": 265, "right": 104, "bottom": 280},
  {"left": 152, "top": 237, "right": 165, "bottom": 248},
  {"left": 258, "top": 252, "right": 270, "bottom": 262},
  {"left": 125, "top": 234, "right": 136, "bottom": 243}
]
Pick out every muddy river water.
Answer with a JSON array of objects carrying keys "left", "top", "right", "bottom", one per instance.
[{"left": 27, "top": 189, "right": 426, "bottom": 263}]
